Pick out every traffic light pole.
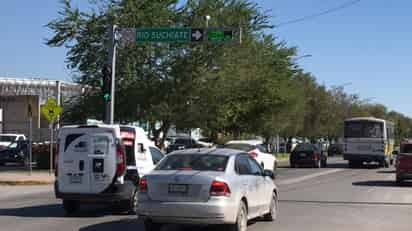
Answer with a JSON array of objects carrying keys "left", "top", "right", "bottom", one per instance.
[{"left": 105, "top": 25, "right": 117, "bottom": 124}]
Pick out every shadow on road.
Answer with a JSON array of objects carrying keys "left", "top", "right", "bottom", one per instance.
[
  {"left": 352, "top": 180, "right": 412, "bottom": 187},
  {"left": 79, "top": 220, "right": 253, "bottom": 231},
  {"left": 376, "top": 170, "right": 395, "bottom": 174},
  {"left": 0, "top": 203, "right": 128, "bottom": 218}
]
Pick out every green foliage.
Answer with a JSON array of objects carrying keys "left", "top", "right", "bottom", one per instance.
[{"left": 47, "top": 0, "right": 412, "bottom": 145}]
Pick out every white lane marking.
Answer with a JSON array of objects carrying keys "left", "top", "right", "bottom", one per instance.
[{"left": 277, "top": 169, "right": 345, "bottom": 185}]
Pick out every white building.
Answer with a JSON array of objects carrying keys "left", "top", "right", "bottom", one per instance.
[{"left": 0, "top": 77, "right": 85, "bottom": 141}]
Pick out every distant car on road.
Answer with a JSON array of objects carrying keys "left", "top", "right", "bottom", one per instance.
[
  {"left": 0, "top": 140, "right": 29, "bottom": 165},
  {"left": 0, "top": 134, "right": 26, "bottom": 151},
  {"left": 166, "top": 137, "right": 204, "bottom": 153},
  {"left": 396, "top": 139, "right": 412, "bottom": 185},
  {"left": 137, "top": 148, "right": 278, "bottom": 231},
  {"left": 224, "top": 140, "right": 277, "bottom": 173},
  {"left": 290, "top": 143, "right": 327, "bottom": 168}
]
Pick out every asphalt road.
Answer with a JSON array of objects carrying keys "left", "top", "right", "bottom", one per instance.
[{"left": 1, "top": 157, "right": 412, "bottom": 231}]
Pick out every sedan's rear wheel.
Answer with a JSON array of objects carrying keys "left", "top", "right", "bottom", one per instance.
[
  {"left": 228, "top": 201, "right": 248, "bottom": 231},
  {"left": 263, "top": 192, "right": 278, "bottom": 221}
]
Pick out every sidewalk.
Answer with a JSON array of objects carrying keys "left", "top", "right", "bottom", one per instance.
[{"left": 0, "top": 170, "right": 55, "bottom": 185}]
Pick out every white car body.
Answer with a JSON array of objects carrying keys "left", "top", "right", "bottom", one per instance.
[
  {"left": 0, "top": 134, "right": 26, "bottom": 147},
  {"left": 226, "top": 140, "right": 277, "bottom": 171}
]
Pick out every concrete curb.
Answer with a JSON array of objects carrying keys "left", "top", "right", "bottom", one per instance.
[{"left": 0, "top": 180, "right": 54, "bottom": 186}]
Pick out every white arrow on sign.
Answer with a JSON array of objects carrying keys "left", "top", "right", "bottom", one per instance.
[{"left": 192, "top": 30, "right": 203, "bottom": 41}]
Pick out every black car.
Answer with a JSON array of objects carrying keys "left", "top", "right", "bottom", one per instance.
[
  {"left": 0, "top": 140, "right": 29, "bottom": 165},
  {"left": 328, "top": 143, "right": 343, "bottom": 156},
  {"left": 166, "top": 138, "right": 204, "bottom": 153},
  {"left": 290, "top": 143, "right": 327, "bottom": 168}
]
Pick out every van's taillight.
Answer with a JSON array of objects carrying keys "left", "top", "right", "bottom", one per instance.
[
  {"left": 249, "top": 151, "right": 258, "bottom": 158},
  {"left": 139, "top": 178, "right": 148, "bottom": 192},
  {"left": 116, "top": 143, "right": 126, "bottom": 177},
  {"left": 210, "top": 180, "right": 231, "bottom": 197}
]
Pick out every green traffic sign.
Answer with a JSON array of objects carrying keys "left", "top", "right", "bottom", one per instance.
[
  {"left": 133, "top": 28, "right": 237, "bottom": 43},
  {"left": 207, "top": 29, "right": 234, "bottom": 42},
  {"left": 136, "top": 28, "right": 191, "bottom": 43}
]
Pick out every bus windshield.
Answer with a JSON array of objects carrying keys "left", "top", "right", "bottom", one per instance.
[{"left": 344, "top": 121, "right": 384, "bottom": 138}]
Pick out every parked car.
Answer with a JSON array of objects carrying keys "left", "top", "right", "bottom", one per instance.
[
  {"left": 0, "top": 140, "right": 29, "bottom": 165},
  {"left": 166, "top": 137, "right": 204, "bottom": 153},
  {"left": 290, "top": 143, "right": 327, "bottom": 168},
  {"left": 137, "top": 148, "right": 278, "bottom": 231},
  {"left": 0, "top": 134, "right": 26, "bottom": 151},
  {"left": 55, "top": 124, "right": 164, "bottom": 215},
  {"left": 396, "top": 139, "right": 412, "bottom": 185},
  {"left": 224, "top": 140, "right": 277, "bottom": 173}
]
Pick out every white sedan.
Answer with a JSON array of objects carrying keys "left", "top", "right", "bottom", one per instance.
[
  {"left": 225, "top": 140, "right": 277, "bottom": 173},
  {"left": 137, "top": 148, "right": 278, "bottom": 231}
]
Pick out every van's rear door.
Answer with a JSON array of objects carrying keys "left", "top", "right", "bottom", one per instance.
[
  {"left": 58, "top": 133, "right": 92, "bottom": 194},
  {"left": 58, "top": 127, "right": 117, "bottom": 194},
  {"left": 89, "top": 133, "right": 117, "bottom": 194}
]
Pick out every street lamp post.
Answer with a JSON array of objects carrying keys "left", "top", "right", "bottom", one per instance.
[{"left": 206, "top": 15, "right": 211, "bottom": 28}]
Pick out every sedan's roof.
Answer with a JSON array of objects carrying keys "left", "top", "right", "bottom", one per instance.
[{"left": 169, "top": 148, "right": 243, "bottom": 157}]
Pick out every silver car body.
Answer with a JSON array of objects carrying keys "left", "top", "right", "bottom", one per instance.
[{"left": 137, "top": 148, "right": 278, "bottom": 225}]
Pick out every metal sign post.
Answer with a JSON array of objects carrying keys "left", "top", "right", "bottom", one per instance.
[
  {"left": 28, "top": 104, "right": 33, "bottom": 175},
  {"left": 49, "top": 123, "right": 53, "bottom": 174},
  {"left": 40, "top": 97, "right": 62, "bottom": 175}
]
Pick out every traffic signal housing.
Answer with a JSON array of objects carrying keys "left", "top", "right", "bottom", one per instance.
[{"left": 102, "top": 64, "right": 112, "bottom": 102}]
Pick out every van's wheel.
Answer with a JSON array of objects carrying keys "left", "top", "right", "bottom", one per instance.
[
  {"left": 263, "top": 192, "right": 278, "bottom": 221},
  {"left": 62, "top": 200, "right": 79, "bottom": 215},
  {"left": 143, "top": 219, "right": 163, "bottom": 231},
  {"left": 227, "top": 201, "right": 248, "bottom": 231}
]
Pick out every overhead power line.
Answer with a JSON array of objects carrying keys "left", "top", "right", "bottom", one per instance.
[{"left": 275, "top": 0, "right": 361, "bottom": 27}]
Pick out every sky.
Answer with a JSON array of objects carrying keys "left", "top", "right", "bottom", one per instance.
[{"left": 0, "top": 0, "right": 411, "bottom": 116}]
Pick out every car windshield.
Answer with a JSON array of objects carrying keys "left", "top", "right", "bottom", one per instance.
[
  {"left": 224, "top": 143, "right": 255, "bottom": 152},
  {"left": 174, "top": 139, "right": 193, "bottom": 145},
  {"left": 401, "top": 144, "right": 412, "bottom": 154},
  {"left": 0, "top": 135, "right": 16, "bottom": 142},
  {"left": 294, "top": 144, "right": 314, "bottom": 152},
  {"left": 344, "top": 121, "right": 384, "bottom": 138},
  {"left": 156, "top": 154, "right": 228, "bottom": 171}
]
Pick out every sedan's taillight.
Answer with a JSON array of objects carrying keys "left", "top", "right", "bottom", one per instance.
[
  {"left": 210, "top": 180, "right": 231, "bottom": 197},
  {"left": 139, "top": 178, "right": 148, "bottom": 193}
]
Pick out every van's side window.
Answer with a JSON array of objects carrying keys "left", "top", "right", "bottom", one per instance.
[
  {"left": 149, "top": 147, "right": 164, "bottom": 165},
  {"left": 64, "top": 134, "right": 85, "bottom": 151}
]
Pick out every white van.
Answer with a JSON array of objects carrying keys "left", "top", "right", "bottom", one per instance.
[{"left": 55, "top": 124, "right": 163, "bottom": 215}]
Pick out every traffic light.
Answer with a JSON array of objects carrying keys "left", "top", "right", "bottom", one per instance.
[{"left": 102, "top": 64, "right": 112, "bottom": 102}]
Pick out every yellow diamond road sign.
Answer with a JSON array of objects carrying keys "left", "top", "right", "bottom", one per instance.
[{"left": 41, "top": 98, "right": 62, "bottom": 122}]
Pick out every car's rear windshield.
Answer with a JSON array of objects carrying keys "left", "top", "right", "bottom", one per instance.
[
  {"left": 0, "top": 135, "right": 16, "bottom": 142},
  {"left": 156, "top": 154, "right": 228, "bottom": 171},
  {"left": 224, "top": 143, "right": 255, "bottom": 152},
  {"left": 401, "top": 144, "right": 412, "bottom": 153},
  {"left": 294, "top": 144, "right": 315, "bottom": 152}
]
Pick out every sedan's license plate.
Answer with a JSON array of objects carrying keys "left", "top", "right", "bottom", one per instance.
[
  {"left": 299, "top": 153, "right": 306, "bottom": 157},
  {"left": 70, "top": 175, "right": 82, "bottom": 184},
  {"left": 168, "top": 184, "right": 188, "bottom": 194}
]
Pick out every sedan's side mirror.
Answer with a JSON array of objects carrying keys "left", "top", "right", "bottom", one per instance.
[{"left": 263, "top": 170, "right": 275, "bottom": 180}]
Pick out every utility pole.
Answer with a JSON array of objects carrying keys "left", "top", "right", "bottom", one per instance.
[{"left": 104, "top": 25, "right": 117, "bottom": 124}]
